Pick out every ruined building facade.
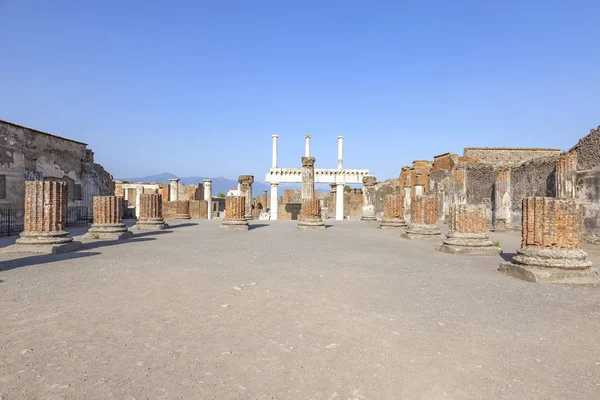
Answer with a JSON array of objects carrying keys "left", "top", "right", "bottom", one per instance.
[{"left": 0, "top": 120, "right": 113, "bottom": 211}]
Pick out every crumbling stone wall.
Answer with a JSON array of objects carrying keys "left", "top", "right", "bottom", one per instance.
[
  {"left": 569, "top": 126, "right": 600, "bottom": 170},
  {"left": 509, "top": 156, "right": 557, "bottom": 227},
  {"left": 463, "top": 148, "right": 560, "bottom": 167},
  {"left": 372, "top": 179, "right": 398, "bottom": 220},
  {"left": 189, "top": 200, "right": 208, "bottom": 219},
  {"left": 0, "top": 120, "right": 112, "bottom": 211}
]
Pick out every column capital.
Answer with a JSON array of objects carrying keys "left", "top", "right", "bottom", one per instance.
[
  {"left": 301, "top": 157, "right": 316, "bottom": 167},
  {"left": 272, "top": 134, "right": 279, "bottom": 138},
  {"left": 238, "top": 175, "right": 254, "bottom": 185},
  {"left": 362, "top": 175, "right": 377, "bottom": 187}
]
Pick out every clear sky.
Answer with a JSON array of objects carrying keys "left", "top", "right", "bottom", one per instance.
[{"left": 2, "top": 1, "right": 599, "bottom": 181}]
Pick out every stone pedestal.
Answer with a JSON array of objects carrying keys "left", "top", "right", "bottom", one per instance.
[
  {"left": 380, "top": 193, "right": 405, "bottom": 229},
  {"left": 221, "top": 196, "right": 249, "bottom": 230},
  {"left": 361, "top": 175, "right": 377, "bottom": 221},
  {"left": 172, "top": 200, "right": 191, "bottom": 220},
  {"left": 437, "top": 204, "right": 501, "bottom": 255},
  {"left": 83, "top": 196, "right": 133, "bottom": 240},
  {"left": 133, "top": 193, "right": 167, "bottom": 230},
  {"left": 298, "top": 198, "right": 325, "bottom": 230},
  {"left": 493, "top": 169, "right": 511, "bottom": 231},
  {"left": 3, "top": 181, "right": 82, "bottom": 254},
  {"left": 404, "top": 194, "right": 440, "bottom": 240},
  {"left": 238, "top": 175, "right": 254, "bottom": 220},
  {"left": 499, "top": 197, "right": 600, "bottom": 284}
]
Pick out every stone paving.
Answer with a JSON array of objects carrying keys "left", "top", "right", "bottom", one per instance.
[{"left": 0, "top": 221, "right": 599, "bottom": 399}]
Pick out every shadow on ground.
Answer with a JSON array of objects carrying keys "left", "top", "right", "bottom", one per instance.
[
  {"left": 165, "top": 222, "right": 198, "bottom": 229},
  {"left": 0, "top": 251, "right": 102, "bottom": 272},
  {"left": 500, "top": 252, "right": 516, "bottom": 262},
  {"left": 249, "top": 224, "right": 269, "bottom": 230},
  {"left": 80, "top": 237, "right": 156, "bottom": 251},
  {"left": 128, "top": 230, "right": 173, "bottom": 238}
]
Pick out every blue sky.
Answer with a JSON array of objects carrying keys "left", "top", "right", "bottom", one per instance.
[{"left": 2, "top": 1, "right": 599, "bottom": 182}]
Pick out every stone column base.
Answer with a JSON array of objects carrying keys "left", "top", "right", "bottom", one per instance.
[
  {"left": 173, "top": 214, "right": 191, "bottom": 220},
  {"left": 245, "top": 215, "right": 254, "bottom": 221},
  {"left": 402, "top": 224, "right": 441, "bottom": 240},
  {"left": 297, "top": 218, "right": 326, "bottom": 230},
  {"left": 436, "top": 232, "right": 502, "bottom": 255},
  {"left": 132, "top": 219, "right": 168, "bottom": 231},
  {"left": 379, "top": 218, "right": 405, "bottom": 229},
  {"left": 3, "top": 231, "right": 82, "bottom": 254},
  {"left": 361, "top": 216, "right": 377, "bottom": 221},
  {"left": 82, "top": 224, "right": 134, "bottom": 240},
  {"left": 499, "top": 262, "right": 600, "bottom": 284},
  {"left": 220, "top": 219, "right": 249, "bottom": 230}
]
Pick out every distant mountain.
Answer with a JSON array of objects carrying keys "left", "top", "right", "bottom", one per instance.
[{"left": 119, "top": 173, "right": 272, "bottom": 197}]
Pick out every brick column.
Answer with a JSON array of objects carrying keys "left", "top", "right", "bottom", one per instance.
[
  {"left": 172, "top": 200, "right": 191, "bottom": 220},
  {"left": 380, "top": 193, "right": 405, "bottom": 229},
  {"left": 493, "top": 169, "right": 511, "bottom": 231},
  {"left": 221, "top": 196, "right": 249, "bottom": 230},
  {"left": 361, "top": 175, "right": 377, "bottom": 221},
  {"left": 437, "top": 204, "right": 501, "bottom": 255},
  {"left": 404, "top": 194, "right": 440, "bottom": 239},
  {"left": 10, "top": 181, "right": 82, "bottom": 254},
  {"left": 238, "top": 175, "right": 254, "bottom": 220},
  {"left": 84, "top": 196, "right": 133, "bottom": 240},
  {"left": 556, "top": 152, "right": 577, "bottom": 199},
  {"left": 133, "top": 193, "right": 167, "bottom": 230},
  {"left": 298, "top": 157, "right": 325, "bottom": 229},
  {"left": 500, "top": 197, "right": 599, "bottom": 284}
]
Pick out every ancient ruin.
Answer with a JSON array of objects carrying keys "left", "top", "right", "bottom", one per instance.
[
  {"left": 133, "top": 193, "right": 167, "bottom": 230},
  {"left": 171, "top": 200, "right": 191, "bottom": 220},
  {"left": 220, "top": 196, "right": 249, "bottom": 230},
  {"left": 298, "top": 156, "right": 325, "bottom": 230},
  {"left": 499, "top": 197, "right": 600, "bottom": 283},
  {"left": 238, "top": 175, "right": 254, "bottom": 220},
  {"left": 2, "top": 181, "right": 82, "bottom": 254},
  {"left": 83, "top": 196, "right": 133, "bottom": 240},
  {"left": 361, "top": 175, "right": 377, "bottom": 221},
  {"left": 403, "top": 194, "right": 441, "bottom": 240},
  {"left": 380, "top": 193, "right": 405, "bottom": 229},
  {"left": 437, "top": 204, "right": 502, "bottom": 255}
]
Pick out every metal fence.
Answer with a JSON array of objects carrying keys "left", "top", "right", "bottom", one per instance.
[{"left": 0, "top": 206, "right": 91, "bottom": 236}]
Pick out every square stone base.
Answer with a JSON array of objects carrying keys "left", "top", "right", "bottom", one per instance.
[
  {"left": 132, "top": 223, "right": 168, "bottom": 231},
  {"left": 499, "top": 262, "right": 600, "bottom": 284},
  {"left": 297, "top": 223, "right": 326, "bottom": 230},
  {"left": 0, "top": 241, "right": 83, "bottom": 255},
  {"left": 436, "top": 244, "right": 502, "bottom": 256},
  {"left": 220, "top": 222, "right": 249, "bottom": 231},
  {"left": 82, "top": 231, "right": 134, "bottom": 240},
  {"left": 402, "top": 233, "right": 441, "bottom": 240}
]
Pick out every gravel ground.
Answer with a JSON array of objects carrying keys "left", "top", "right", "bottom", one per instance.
[{"left": 0, "top": 220, "right": 599, "bottom": 399}]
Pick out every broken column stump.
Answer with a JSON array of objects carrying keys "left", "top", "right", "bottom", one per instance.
[
  {"left": 499, "top": 197, "right": 600, "bottom": 284},
  {"left": 403, "top": 194, "right": 441, "bottom": 240},
  {"left": 437, "top": 204, "right": 502, "bottom": 255},
  {"left": 83, "top": 196, "right": 133, "bottom": 240},
  {"left": 3, "top": 181, "right": 82, "bottom": 254},
  {"left": 380, "top": 193, "right": 405, "bottom": 229},
  {"left": 133, "top": 193, "right": 167, "bottom": 230},
  {"left": 361, "top": 175, "right": 378, "bottom": 221},
  {"left": 220, "top": 196, "right": 249, "bottom": 230},
  {"left": 172, "top": 200, "right": 191, "bottom": 220},
  {"left": 298, "top": 156, "right": 325, "bottom": 230}
]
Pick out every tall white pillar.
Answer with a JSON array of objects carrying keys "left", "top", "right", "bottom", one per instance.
[
  {"left": 337, "top": 136, "right": 344, "bottom": 170},
  {"left": 336, "top": 183, "right": 344, "bottom": 220},
  {"left": 305, "top": 135, "right": 311, "bottom": 157},
  {"left": 270, "top": 183, "right": 279, "bottom": 220},
  {"left": 135, "top": 185, "right": 143, "bottom": 218},
  {"left": 272, "top": 134, "right": 279, "bottom": 168},
  {"left": 404, "top": 186, "right": 412, "bottom": 223},
  {"left": 203, "top": 179, "right": 212, "bottom": 220},
  {"left": 169, "top": 178, "right": 179, "bottom": 201}
]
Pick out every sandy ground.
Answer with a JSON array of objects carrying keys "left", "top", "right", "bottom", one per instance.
[{"left": 0, "top": 220, "right": 599, "bottom": 400}]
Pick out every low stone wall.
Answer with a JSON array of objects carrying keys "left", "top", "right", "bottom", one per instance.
[
  {"left": 278, "top": 203, "right": 301, "bottom": 220},
  {"left": 189, "top": 200, "right": 208, "bottom": 219}
]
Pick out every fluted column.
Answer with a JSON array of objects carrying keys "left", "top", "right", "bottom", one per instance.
[
  {"left": 493, "top": 169, "right": 511, "bottom": 231},
  {"left": 84, "top": 196, "right": 133, "bottom": 240},
  {"left": 298, "top": 156, "right": 325, "bottom": 229},
  {"left": 10, "top": 181, "right": 82, "bottom": 254},
  {"left": 500, "top": 197, "right": 599, "bottom": 283},
  {"left": 404, "top": 194, "right": 441, "bottom": 239},
  {"left": 556, "top": 152, "right": 577, "bottom": 199},
  {"left": 380, "top": 193, "right": 405, "bottom": 229},
  {"left": 437, "top": 204, "right": 501, "bottom": 255},
  {"left": 221, "top": 196, "right": 249, "bottom": 230},
  {"left": 361, "top": 175, "right": 377, "bottom": 221},
  {"left": 238, "top": 175, "right": 254, "bottom": 220},
  {"left": 133, "top": 193, "right": 167, "bottom": 230}
]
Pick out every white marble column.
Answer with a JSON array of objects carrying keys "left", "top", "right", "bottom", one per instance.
[
  {"left": 272, "top": 135, "right": 279, "bottom": 168},
  {"left": 169, "top": 178, "right": 179, "bottom": 201},
  {"left": 270, "top": 183, "right": 279, "bottom": 220},
  {"left": 337, "top": 136, "right": 344, "bottom": 170},
  {"left": 404, "top": 186, "right": 412, "bottom": 223},
  {"left": 305, "top": 135, "right": 311, "bottom": 157},
  {"left": 203, "top": 179, "right": 212, "bottom": 220},
  {"left": 336, "top": 183, "right": 344, "bottom": 220},
  {"left": 135, "top": 185, "right": 143, "bottom": 218}
]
